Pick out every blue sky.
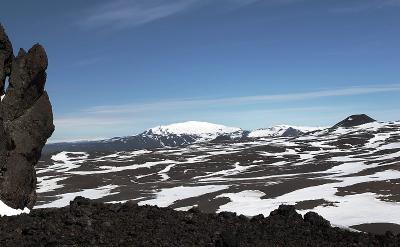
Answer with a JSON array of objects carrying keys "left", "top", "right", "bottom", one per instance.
[{"left": 1, "top": 0, "right": 400, "bottom": 142}]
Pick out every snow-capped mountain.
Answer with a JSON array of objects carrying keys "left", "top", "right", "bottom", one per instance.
[
  {"left": 44, "top": 121, "right": 245, "bottom": 153},
  {"left": 248, "top": 125, "right": 326, "bottom": 138},
  {"left": 144, "top": 121, "right": 243, "bottom": 141}
]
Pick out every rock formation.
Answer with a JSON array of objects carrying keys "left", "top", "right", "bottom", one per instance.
[{"left": 0, "top": 24, "right": 54, "bottom": 209}]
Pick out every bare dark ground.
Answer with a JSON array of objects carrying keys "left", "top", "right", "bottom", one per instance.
[
  {"left": 352, "top": 223, "right": 400, "bottom": 235},
  {"left": 1, "top": 197, "right": 399, "bottom": 247}
]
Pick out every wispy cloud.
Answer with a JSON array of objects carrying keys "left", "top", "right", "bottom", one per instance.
[
  {"left": 79, "top": 0, "right": 199, "bottom": 30},
  {"left": 77, "top": 0, "right": 265, "bottom": 30},
  {"left": 85, "top": 84, "right": 400, "bottom": 114},
  {"left": 52, "top": 105, "right": 336, "bottom": 142},
  {"left": 331, "top": 0, "right": 400, "bottom": 13},
  {"left": 76, "top": 0, "right": 400, "bottom": 30},
  {"left": 55, "top": 106, "right": 329, "bottom": 129},
  {"left": 54, "top": 117, "right": 133, "bottom": 127}
]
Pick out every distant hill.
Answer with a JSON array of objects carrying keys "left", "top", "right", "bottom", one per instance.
[{"left": 332, "top": 114, "right": 376, "bottom": 128}]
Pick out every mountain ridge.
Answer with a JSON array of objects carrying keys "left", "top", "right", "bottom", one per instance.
[{"left": 43, "top": 114, "right": 382, "bottom": 153}]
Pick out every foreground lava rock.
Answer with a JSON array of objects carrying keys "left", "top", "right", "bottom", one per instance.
[
  {"left": 0, "top": 197, "right": 398, "bottom": 246},
  {"left": 0, "top": 24, "right": 54, "bottom": 209}
]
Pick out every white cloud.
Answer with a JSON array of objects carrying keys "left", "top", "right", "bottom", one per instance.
[{"left": 85, "top": 84, "right": 400, "bottom": 114}]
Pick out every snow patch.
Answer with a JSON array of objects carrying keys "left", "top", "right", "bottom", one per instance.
[
  {"left": 0, "top": 200, "right": 30, "bottom": 217},
  {"left": 38, "top": 152, "right": 89, "bottom": 173},
  {"left": 37, "top": 176, "right": 68, "bottom": 193},
  {"left": 138, "top": 185, "right": 229, "bottom": 207},
  {"left": 35, "top": 185, "right": 118, "bottom": 208}
]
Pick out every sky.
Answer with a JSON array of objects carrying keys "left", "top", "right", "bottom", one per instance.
[{"left": 1, "top": 0, "right": 400, "bottom": 142}]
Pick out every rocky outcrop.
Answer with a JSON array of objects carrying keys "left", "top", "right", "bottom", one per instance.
[
  {"left": 0, "top": 24, "right": 54, "bottom": 209},
  {"left": 0, "top": 198, "right": 398, "bottom": 246}
]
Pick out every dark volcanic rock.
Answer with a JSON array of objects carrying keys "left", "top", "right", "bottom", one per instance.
[
  {"left": 0, "top": 24, "right": 54, "bottom": 209},
  {"left": 333, "top": 114, "right": 376, "bottom": 128},
  {"left": 304, "top": 211, "right": 331, "bottom": 228},
  {"left": 0, "top": 198, "right": 399, "bottom": 246}
]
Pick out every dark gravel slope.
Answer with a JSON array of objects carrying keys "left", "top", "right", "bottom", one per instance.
[{"left": 0, "top": 197, "right": 399, "bottom": 247}]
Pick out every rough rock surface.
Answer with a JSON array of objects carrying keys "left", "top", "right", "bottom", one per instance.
[
  {"left": 0, "top": 197, "right": 399, "bottom": 246},
  {"left": 0, "top": 24, "right": 54, "bottom": 209}
]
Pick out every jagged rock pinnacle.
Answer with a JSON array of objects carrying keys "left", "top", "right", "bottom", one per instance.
[
  {"left": 0, "top": 24, "right": 54, "bottom": 209},
  {"left": 0, "top": 24, "right": 13, "bottom": 95}
]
